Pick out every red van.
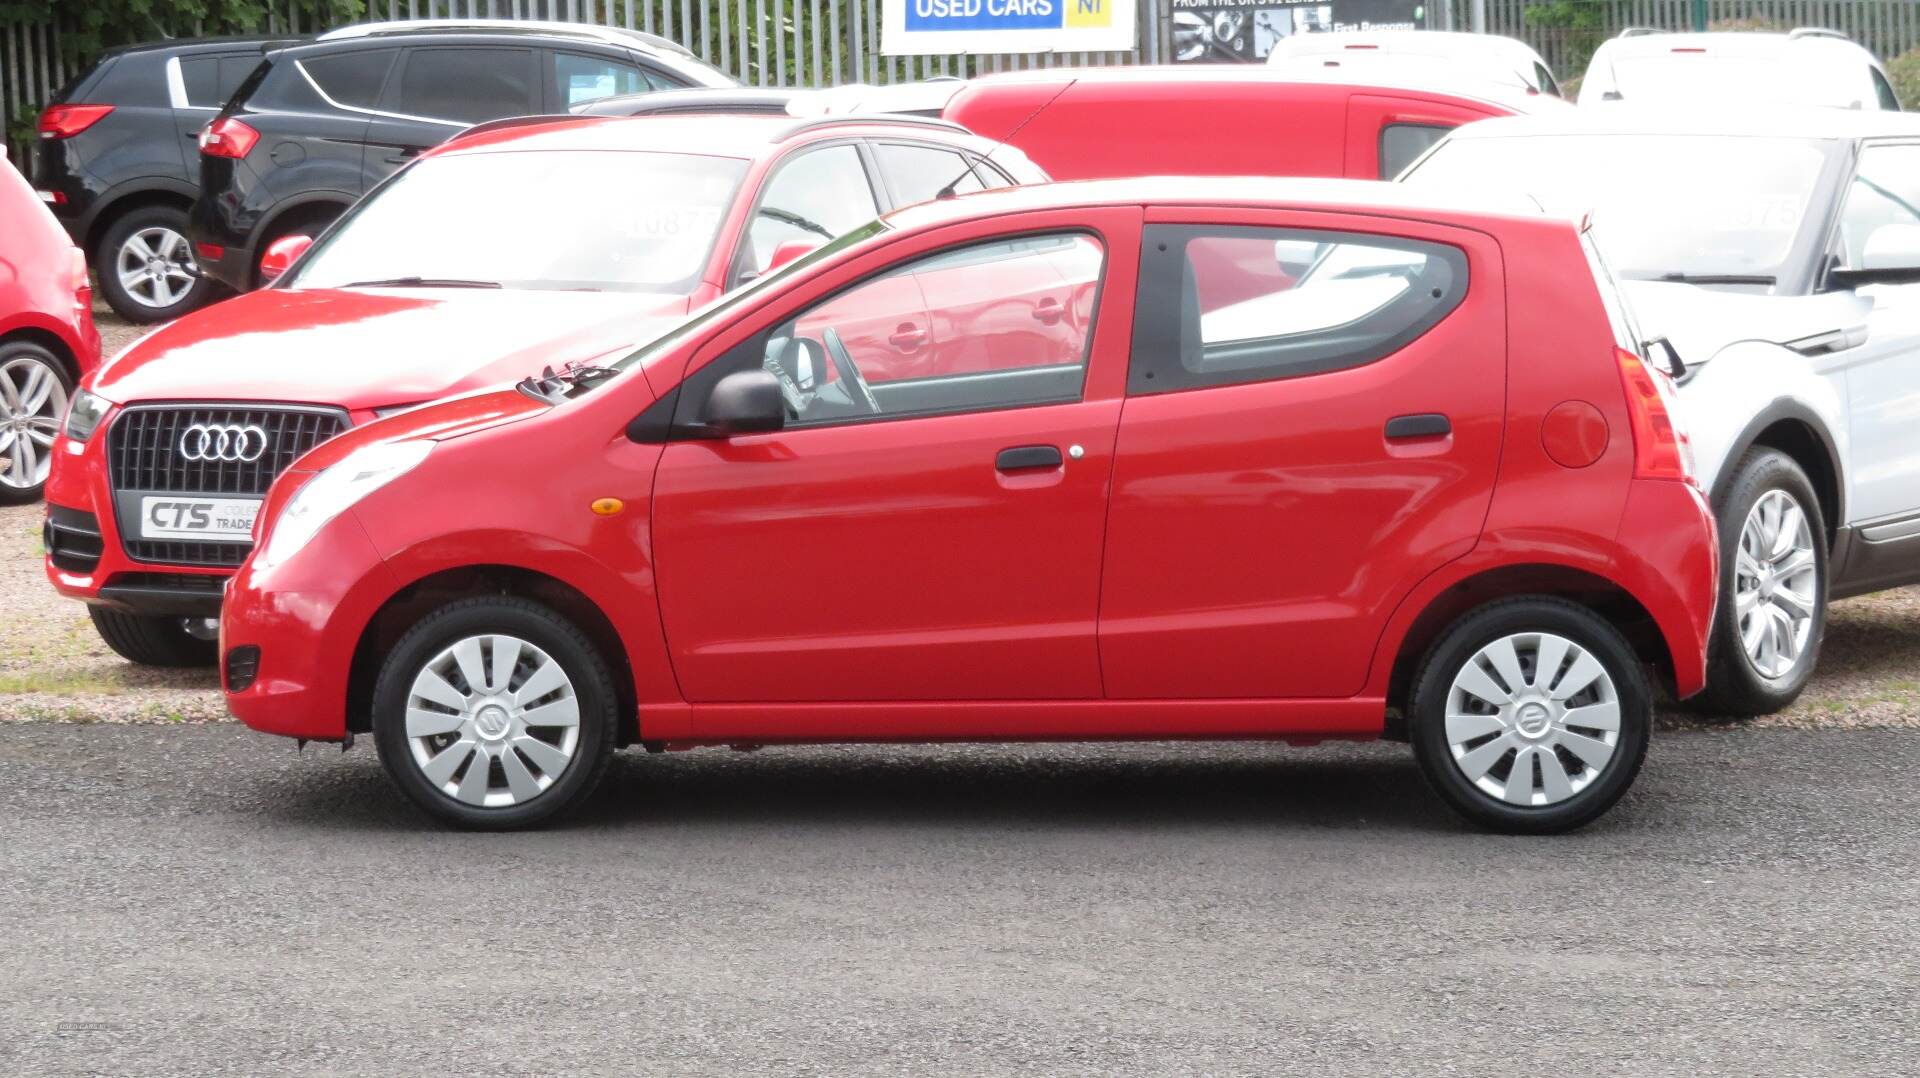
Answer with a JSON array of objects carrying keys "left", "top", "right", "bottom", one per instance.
[
  {"left": 221, "top": 177, "right": 1716, "bottom": 835},
  {"left": 1, "top": 153, "right": 99, "bottom": 504},
  {"left": 944, "top": 67, "right": 1568, "bottom": 182}
]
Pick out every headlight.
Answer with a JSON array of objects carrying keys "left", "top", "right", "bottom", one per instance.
[
  {"left": 257, "top": 440, "right": 431, "bottom": 569},
  {"left": 63, "top": 390, "right": 110, "bottom": 443}
]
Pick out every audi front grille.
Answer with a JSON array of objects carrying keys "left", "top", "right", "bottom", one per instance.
[{"left": 107, "top": 404, "right": 349, "bottom": 566}]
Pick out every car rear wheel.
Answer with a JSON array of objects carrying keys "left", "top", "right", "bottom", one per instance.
[
  {"left": 88, "top": 607, "right": 218, "bottom": 667},
  {"left": 1691, "top": 448, "right": 1826, "bottom": 718},
  {"left": 96, "top": 205, "right": 210, "bottom": 323},
  {"left": 1409, "top": 597, "right": 1652, "bottom": 834},
  {"left": 373, "top": 597, "right": 618, "bottom": 830},
  {"left": 0, "top": 341, "right": 71, "bottom": 504}
]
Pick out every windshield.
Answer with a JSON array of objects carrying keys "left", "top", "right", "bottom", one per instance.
[
  {"left": 288, "top": 149, "right": 748, "bottom": 293},
  {"left": 1608, "top": 54, "right": 1871, "bottom": 109},
  {"left": 1403, "top": 133, "right": 1838, "bottom": 287}
]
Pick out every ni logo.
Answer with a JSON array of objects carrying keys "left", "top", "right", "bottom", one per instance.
[{"left": 1065, "top": 0, "right": 1111, "bottom": 28}]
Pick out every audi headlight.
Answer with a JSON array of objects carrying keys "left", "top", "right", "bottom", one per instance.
[
  {"left": 63, "top": 390, "right": 111, "bottom": 444},
  {"left": 257, "top": 440, "right": 431, "bottom": 569}
]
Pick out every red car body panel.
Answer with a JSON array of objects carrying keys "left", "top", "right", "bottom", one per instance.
[
  {"left": 944, "top": 69, "right": 1566, "bottom": 183},
  {"left": 43, "top": 113, "right": 1032, "bottom": 617},
  {"left": 220, "top": 179, "right": 1714, "bottom": 748},
  {"left": 0, "top": 156, "right": 99, "bottom": 382}
]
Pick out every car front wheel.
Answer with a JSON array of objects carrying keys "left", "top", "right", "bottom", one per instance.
[
  {"left": 1410, "top": 597, "right": 1652, "bottom": 834},
  {"left": 373, "top": 597, "right": 618, "bottom": 830},
  {"left": 1692, "top": 448, "right": 1826, "bottom": 717},
  {"left": 0, "top": 341, "right": 71, "bottom": 504}
]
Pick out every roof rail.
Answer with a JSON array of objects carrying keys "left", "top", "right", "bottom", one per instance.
[
  {"left": 1788, "top": 27, "right": 1851, "bottom": 41},
  {"left": 572, "top": 88, "right": 797, "bottom": 117},
  {"left": 318, "top": 19, "right": 694, "bottom": 58},
  {"left": 774, "top": 113, "right": 972, "bottom": 141},
  {"left": 1616, "top": 27, "right": 1665, "bottom": 37},
  {"left": 449, "top": 114, "right": 590, "bottom": 142}
]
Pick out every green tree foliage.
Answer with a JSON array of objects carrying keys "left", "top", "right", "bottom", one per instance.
[{"left": 0, "top": 0, "right": 368, "bottom": 64}]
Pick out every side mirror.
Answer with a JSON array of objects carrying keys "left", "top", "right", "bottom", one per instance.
[
  {"left": 767, "top": 239, "right": 820, "bottom": 273},
  {"left": 1860, "top": 223, "right": 1920, "bottom": 273},
  {"left": 258, "top": 234, "right": 314, "bottom": 283},
  {"left": 702, "top": 369, "right": 785, "bottom": 436}
]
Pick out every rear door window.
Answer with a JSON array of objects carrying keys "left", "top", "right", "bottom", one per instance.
[
  {"left": 1128, "top": 225, "right": 1468, "bottom": 394},
  {"left": 1379, "top": 123, "right": 1452, "bottom": 179},
  {"left": 178, "top": 54, "right": 264, "bottom": 109},
  {"left": 553, "top": 52, "right": 650, "bottom": 108},
  {"left": 874, "top": 142, "right": 978, "bottom": 206},
  {"left": 393, "top": 48, "right": 537, "bottom": 123},
  {"left": 299, "top": 49, "right": 397, "bottom": 110}
]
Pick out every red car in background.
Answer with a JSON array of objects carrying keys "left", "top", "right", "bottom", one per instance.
[
  {"left": 43, "top": 112, "right": 1044, "bottom": 668},
  {"left": 944, "top": 67, "right": 1568, "bottom": 182},
  {"left": 1, "top": 154, "right": 99, "bottom": 504},
  {"left": 221, "top": 178, "right": 1716, "bottom": 835}
]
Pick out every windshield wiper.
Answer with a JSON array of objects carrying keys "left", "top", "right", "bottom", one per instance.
[
  {"left": 755, "top": 206, "right": 834, "bottom": 240},
  {"left": 341, "top": 276, "right": 503, "bottom": 289},
  {"left": 1640, "top": 272, "right": 1777, "bottom": 286}
]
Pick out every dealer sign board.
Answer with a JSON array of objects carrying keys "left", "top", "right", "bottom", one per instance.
[{"left": 883, "top": 0, "right": 1139, "bottom": 55}]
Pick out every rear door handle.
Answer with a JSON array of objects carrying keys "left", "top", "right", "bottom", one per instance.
[
  {"left": 1385, "top": 413, "right": 1451, "bottom": 440},
  {"left": 995, "top": 445, "right": 1063, "bottom": 472}
]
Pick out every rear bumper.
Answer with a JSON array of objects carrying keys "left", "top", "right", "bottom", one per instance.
[
  {"left": 187, "top": 161, "right": 262, "bottom": 291},
  {"left": 1615, "top": 479, "right": 1719, "bottom": 699}
]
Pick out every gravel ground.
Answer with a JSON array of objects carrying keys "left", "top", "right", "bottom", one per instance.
[
  {"left": 7, "top": 308, "right": 1916, "bottom": 729},
  {"left": 0, "top": 723, "right": 1915, "bottom": 1076}
]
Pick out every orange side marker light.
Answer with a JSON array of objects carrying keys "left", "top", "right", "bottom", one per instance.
[{"left": 590, "top": 498, "right": 624, "bottom": 517}]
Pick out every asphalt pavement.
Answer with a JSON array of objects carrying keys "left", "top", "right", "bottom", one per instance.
[{"left": 0, "top": 723, "right": 1914, "bottom": 1077}]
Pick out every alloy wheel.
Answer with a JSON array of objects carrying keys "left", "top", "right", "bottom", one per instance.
[
  {"left": 115, "top": 225, "right": 198, "bottom": 310},
  {"left": 1734, "top": 489, "right": 1817, "bottom": 680},
  {"left": 1444, "top": 631, "right": 1621, "bottom": 808},
  {"left": 0, "top": 355, "right": 68, "bottom": 491},
  {"left": 403, "top": 634, "right": 581, "bottom": 808}
]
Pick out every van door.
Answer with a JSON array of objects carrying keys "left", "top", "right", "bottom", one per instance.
[
  {"left": 1345, "top": 93, "right": 1498, "bottom": 179},
  {"left": 1098, "top": 208, "right": 1507, "bottom": 700}
]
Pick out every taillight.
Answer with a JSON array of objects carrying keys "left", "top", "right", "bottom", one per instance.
[
  {"left": 199, "top": 118, "right": 259, "bottom": 159},
  {"left": 68, "top": 247, "right": 91, "bottom": 311},
  {"left": 38, "top": 103, "right": 113, "bottom": 139},
  {"left": 1615, "top": 346, "right": 1694, "bottom": 483}
]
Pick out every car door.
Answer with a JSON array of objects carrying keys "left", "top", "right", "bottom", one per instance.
[
  {"left": 651, "top": 211, "right": 1137, "bottom": 719},
  {"left": 1823, "top": 141, "right": 1920, "bottom": 533},
  {"left": 362, "top": 47, "right": 537, "bottom": 183},
  {"left": 1344, "top": 93, "right": 1496, "bottom": 179},
  {"left": 1098, "top": 209, "right": 1507, "bottom": 700}
]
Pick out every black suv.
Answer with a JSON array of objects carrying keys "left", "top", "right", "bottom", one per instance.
[
  {"left": 33, "top": 36, "right": 294, "bottom": 322},
  {"left": 188, "top": 19, "right": 735, "bottom": 291}
]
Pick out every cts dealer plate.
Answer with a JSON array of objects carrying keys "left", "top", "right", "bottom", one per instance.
[{"left": 136, "top": 496, "right": 261, "bottom": 541}]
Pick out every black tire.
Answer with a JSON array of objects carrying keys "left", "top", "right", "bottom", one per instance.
[
  {"left": 94, "top": 204, "right": 212, "bottom": 323},
  {"left": 1409, "top": 597, "right": 1653, "bottom": 834},
  {"left": 0, "top": 340, "right": 73, "bottom": 505},
  {"left": 1690, "top": 448, "right": 1827, "bottom": 718},
  {"left": 372, "top": 597, "right": 618, "bottom": 830},
  {"left": 88, "top": 606, "right": 218, "bottom": 667}
]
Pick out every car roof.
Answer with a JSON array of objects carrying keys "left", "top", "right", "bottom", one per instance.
[
  {"left": 1444, "top": 104, "right": 1920, "bottom": 142},
  {"left": 99, "top": 35, "right": 297, "bottom": 60},
  {"left": 882, "top": 175, "right": 1550, "bottom": 234},
  {"left": 434, "top": 112, "right": 994, "bottom": 161},
  {"left": 1595, "top": 29, "right": 1876, "bottom": 61},
  {"left": 1269, "top": 30, "right": 1545, "bottom": 66},
  {"left": 318, "top": 18, "right": 697, "bottom": 59},
  {"left": 964, "top": 64, "right": 1551, "bottom": 114}
]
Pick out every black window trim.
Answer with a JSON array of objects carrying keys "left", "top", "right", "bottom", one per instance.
[
  {"left": 674, "top": 226, "right": 1111, "bottom": 438},
  {"left": 1127, "top": 224, "right": 1470, "bottom": 397}
]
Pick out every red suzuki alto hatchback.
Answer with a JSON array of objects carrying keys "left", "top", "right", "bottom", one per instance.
[{"left": 222, "top": 178, "right": 1717, "bottom": 834}]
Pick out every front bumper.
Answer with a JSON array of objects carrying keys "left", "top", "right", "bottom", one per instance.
[{"left": 221, "top": 507, "right": 400, "bottom": 742}]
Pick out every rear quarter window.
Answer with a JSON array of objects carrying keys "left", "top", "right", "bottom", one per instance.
[
  {"left": 87, "top": 53, "right": 167, "bottom": 106},
  {"left": 1379, "top": 123, "right": 1453, "bottom": 179}
]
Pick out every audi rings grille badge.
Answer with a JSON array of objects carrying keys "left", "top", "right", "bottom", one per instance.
[{"left": 179, "top": 423, "right": 269, "bottom": 463}]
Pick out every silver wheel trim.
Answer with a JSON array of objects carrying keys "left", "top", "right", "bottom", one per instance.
[
  {"left": 115, "top": 225, "right": 198, "bottom": 309},
  {"left": 405, "top": 634, "right": 581, "bottom": 809},
  {"left": 1445, "top": 631, "right": 1622, "bottom": 808},
  {"left": 1734, "top": 489, "right": 1818, "bottom": 681},
  {"left": 0, "top": 355, "right": 68, "bottom": 490}
]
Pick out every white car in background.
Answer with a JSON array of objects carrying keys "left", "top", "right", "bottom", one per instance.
[
  {"left": 1579, "top": 28, "right": 1898, "bottom": 110},
  {"left": 1266, "top": 30, "right": 1561, "bottom": 97},
  {"left": 1404, "top": 109, "right": 1920, "bottom": 715}
]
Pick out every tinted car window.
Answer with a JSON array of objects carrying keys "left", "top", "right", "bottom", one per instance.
[
  {"left": 89, "top": 54, "right": 166, "bottom": 106},
  {"left": 555, "top": 52, "right": 649, "bottom": 107},
  {"left": 1873, "top": 69, "right": 1901, "bottom": 110},
  {"left": 179, "top": 54, "right": 261, "bottom": 108},
  {"left": 742, "top": 145, "right": 878, "bottom": 280},
  {"left": 763, "top": 233, "right": 1105, "bottom": 427},
  {"left": 300, "top": 49, "right": 397, "bottom": 109},
  {"left": 1379, "top": 123, "right": 1451, "bottom": 179},
  {"left": 1129, "top": 225, "right": 1467, "bottom": 394},
  {"left": 876, "top": 142, "right": 975, "bottom": 206},
  {"left": 396, "top": 48, "right": 535, "bottom": 123}
]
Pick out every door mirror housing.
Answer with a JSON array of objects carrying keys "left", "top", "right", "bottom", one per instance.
[
  {"left": 259, "top": 234, "right": 314, "bottom": 283},
  {"left": 766, "top": 239, "right": 820, "bottom": 273},
  {"left": 700, "top": 369, "right": 786, "bottom": 436},
  {"left": 1860, "top": 223, "right": 1920, "bottom": 274}
]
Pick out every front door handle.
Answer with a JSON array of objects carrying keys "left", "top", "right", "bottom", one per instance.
[
  {"left": 995, "top": 445, "right": 1063, "bottom": 472},
  {"left": 887, "top": 323, "right": 928, "bottom": 352},
  {"left": 1033, "top": 296, "right": 1065, "bottom": 325},
  {"left": 1385, "top": 413, "right": 1451, "bottom": 440}
]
